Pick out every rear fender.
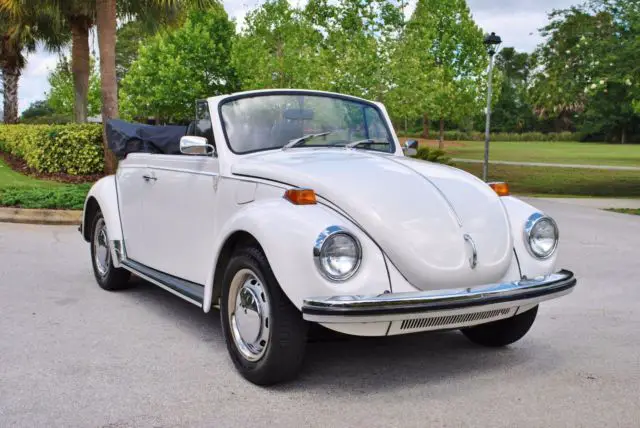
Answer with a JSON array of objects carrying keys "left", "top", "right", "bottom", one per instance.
[{"left": 81, "top": 175, "right": 124, "bottom": 267}]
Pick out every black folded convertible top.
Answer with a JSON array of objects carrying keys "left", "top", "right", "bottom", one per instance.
[{"left": 106, "top": 119, "right": 187, "bottom": 158}]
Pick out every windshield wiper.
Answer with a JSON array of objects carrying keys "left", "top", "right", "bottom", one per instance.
[
  {"left": 345, "top": 139, "right": 389, "bottom": 148},
  {"left": 282, "top": 132, "right": 332, "bottom": 150}
]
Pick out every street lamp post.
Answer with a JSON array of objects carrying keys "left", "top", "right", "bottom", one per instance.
[{"left": 482, "top": 32, "right": 502, "bottom": 182}]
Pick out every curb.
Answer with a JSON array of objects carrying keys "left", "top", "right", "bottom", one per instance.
[{"left": 0, "top": 207, "right": 82, "bottom": 225}]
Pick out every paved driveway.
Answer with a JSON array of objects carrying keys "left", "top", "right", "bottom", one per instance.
[{"left": 1, "top": 199, "right": 639, "bottom": 427}]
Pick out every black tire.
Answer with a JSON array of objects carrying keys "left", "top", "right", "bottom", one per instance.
[
  {"left": 90, "top": 211, "right": 131, "bottom": 291},
  {"left": 461, "top": 305, "right": 538, "bottom": 347},
  {"left": 220, "top": 246, "right": 308, "bottom": 385}
]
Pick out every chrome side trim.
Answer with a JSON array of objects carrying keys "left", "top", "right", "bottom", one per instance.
[
  {"left": 148, "top": 166, "right": 219, "bottom": 177},
  {"left": 302, "top": 269, "right": 576, "bottom": 322}
]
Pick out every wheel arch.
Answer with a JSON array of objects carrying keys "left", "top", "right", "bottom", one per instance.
[
  {"left": 209, "top": 230, "right": 263, "bottom": 311},
  {"left": 81, "top": 175, "right": 124, "bottom": 267}
]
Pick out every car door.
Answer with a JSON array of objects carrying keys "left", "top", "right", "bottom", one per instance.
[
  {"left": 116, "top": 153, "right": 154, "bottom": 262},
  {"left": 138, "top": 101, "right": 219, "bottom": 285}
]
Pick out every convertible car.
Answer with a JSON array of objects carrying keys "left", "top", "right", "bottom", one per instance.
[{"left": 80, "top": 89, "right": 576, "bottom": 385}]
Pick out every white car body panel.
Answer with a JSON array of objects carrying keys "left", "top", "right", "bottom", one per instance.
[{"left": 82, "top": 89, "right": 572, "bottom": 338}]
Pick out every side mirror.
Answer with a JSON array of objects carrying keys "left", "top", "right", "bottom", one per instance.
[
  {"left": 180, "top": 135, "right": 214, "bottom": 155},
  {"left": 403, "top": 139, "right": 418, "bottom": 156}
]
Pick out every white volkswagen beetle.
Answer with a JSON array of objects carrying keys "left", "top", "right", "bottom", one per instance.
[{"left": 81, "top": 89, "right": 576, "bottom": 385}]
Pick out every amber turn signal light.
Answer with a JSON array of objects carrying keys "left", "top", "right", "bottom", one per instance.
[
  {"left": 284, "top": 189, "right": 317, "bottom": 205},
  {"left": 488, "top": 182, "right": 510, "bottom": 196}
]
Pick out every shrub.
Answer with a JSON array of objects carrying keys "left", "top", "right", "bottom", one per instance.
[
  {"left": 0, "top": 184, "right": 90, "bottom": 210},
  {"left": 411, "top": 147, "right": 454, "bottom": 165},
  {"left": 0, "top": 124, "right": 103, "bottom": 175}
]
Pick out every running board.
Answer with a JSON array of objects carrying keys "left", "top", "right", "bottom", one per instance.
[{"left": 120, "top": 259, "right": 204, "bottom": 307}]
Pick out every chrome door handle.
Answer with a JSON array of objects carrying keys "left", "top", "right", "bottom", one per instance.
[{"left": 142, "top": 174, "right": 157, "bottom": 182}]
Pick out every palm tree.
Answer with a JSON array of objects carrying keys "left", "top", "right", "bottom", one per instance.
[
  {"left": 0, "top": 6, "right": 66, "bottom": 123},
  {"left": 97, "top": 0, "right": 217, "bottom": 173}
]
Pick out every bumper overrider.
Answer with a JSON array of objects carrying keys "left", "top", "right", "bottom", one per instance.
[{"left": 302, "top": 270, "right": 576, "bottom": 323}]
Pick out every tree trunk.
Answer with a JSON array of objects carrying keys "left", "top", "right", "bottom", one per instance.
[
  {"left": 422, "top": 113, "right": 429, "bottom": 139},
  {"left": 438, "top": 117, "right": 445, "bottom": 150},
  {"left": 96, "top": 0, "right": 119, "bottom": 174},
  {"left": 621, "top": 127, "right": 627, "bottom": 144},
  {"left": 1, "top": 65, "right": 19, "bottom": 124},
  {"left": 71, "top": 17, "right": 92, "bottom": 123}
]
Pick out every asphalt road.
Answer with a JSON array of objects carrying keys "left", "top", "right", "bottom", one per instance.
[{"left": 1, "top": 199, "right": 639, "bottom": 427}]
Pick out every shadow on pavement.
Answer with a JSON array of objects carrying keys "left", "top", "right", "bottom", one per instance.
[{"left": 120, "top": 277, "right": 557, "bottom": 393}]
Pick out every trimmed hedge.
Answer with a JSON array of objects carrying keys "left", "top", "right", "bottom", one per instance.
[
  {"left": 397, "top": 130, "right": 581, "bottom": 142},
  {"left": 0, "top": 124, "right": 104, "bottom": 175},
  {"left": 0, "top": 184, "right": 90, "bottom": 210}
]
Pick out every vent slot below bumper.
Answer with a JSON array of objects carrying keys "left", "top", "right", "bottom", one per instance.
[{"left": 389, "top": 308, "right": 513, "bottom": 335}]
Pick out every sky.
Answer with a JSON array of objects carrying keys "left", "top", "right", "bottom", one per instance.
[{"left": 15, "top": 0, "right": 578, "bottom": 113}]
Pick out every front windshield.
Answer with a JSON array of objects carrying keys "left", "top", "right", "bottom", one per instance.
[{"left": 220, "top": 94, "right": 393, "bottom": 154}]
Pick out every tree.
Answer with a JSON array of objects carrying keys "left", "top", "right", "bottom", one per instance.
[
  {"left": 491, "top": 47, "right": 535, "bottom": 132},
  {"left": 0, "top": 5, "right": 66, "bottom": 123},
  {"left": 120, "top": 5, "right": 238, "bottom": 123},
  {"left": 20, "top": 99, "right": 54, "bottom": 119},
  {"left": 46, "top": 54, "right": 102, "bottom": 117},
  {"left": 397, "top": 0, "right": 489, "bottom": 147},
  {"left": 115, "top": 20, "right": 152, "bottom": 83},
  {"left": 306, "top": 0, "right": 405, "bottom": 100},
  {"left": 232, "top": 0, "right": 327, "bottom": 91},
  {"left": 530, "top": 0, "right": 640, "bottom": 141}
]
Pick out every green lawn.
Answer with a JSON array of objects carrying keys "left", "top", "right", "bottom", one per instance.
[
  {"left": 605, "top": 208, "right": 640, "bottom": 215},
  {"left": 458, "top": 163, "right": 640, "bottom": 197},
  {"left": 0, "top": 157, "right": 64, "bottom": 188},
  {"left": 0, "top": 157, "right": 90, "bottom": 209},
  {"left": 402, "top": 139, "right": 640, "bottom": 167}
]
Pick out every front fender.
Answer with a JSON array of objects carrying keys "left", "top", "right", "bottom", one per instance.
[
  {"left": 203, "top": 197, "right": 391, "bottom": 313},
  {"left": 500, "top": 196, "right": 558, "bottom": 278},
  {"left": 81, "top": 175, "right": 123, "bottom": 267}
]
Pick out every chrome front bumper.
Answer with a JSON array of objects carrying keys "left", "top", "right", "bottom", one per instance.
[{"left": 302, "top": 270, "right": 576, "bottom": 323}]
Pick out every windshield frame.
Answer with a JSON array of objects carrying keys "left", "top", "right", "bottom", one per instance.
[{"left": 217, "top": 90, "right": 396, "bottom": 155}]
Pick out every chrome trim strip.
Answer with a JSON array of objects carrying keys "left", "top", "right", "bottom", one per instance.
[
  {"left": 308, "top": 288, "right": 572, "bottom": 323},
  {"left": 148, "top": 166, "right": 219, "bottom": 177},
  {"left": 120, "top": 260, "right": 203, "bottom": 308},
  {"left": 302, "top": 269, "right": 575, "bottom": 321}
]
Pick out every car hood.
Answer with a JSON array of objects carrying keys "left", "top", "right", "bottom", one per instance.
[{"left": 232, "top": 149, "right": 513, "bottom": 290}]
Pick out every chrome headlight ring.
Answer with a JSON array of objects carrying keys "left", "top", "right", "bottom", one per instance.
[
  {"left": 523, "top": 213, "right": 559, "bottom": 259},
  {"left": 313, "top": 226, "right": 362, "bottom": 282}
]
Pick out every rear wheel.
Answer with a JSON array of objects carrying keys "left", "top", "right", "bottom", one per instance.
[
  {"left": 90, "top": 212, "right": 130, "bottom": 290},
  {"left": 461, "top": 305, "right": 538, "bottom": 347},
  {"left": 220, "top": 246, "right": 307, "bottom": 385}
]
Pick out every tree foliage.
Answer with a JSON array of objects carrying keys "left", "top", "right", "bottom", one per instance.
[
  {"left": 46, "top": 55, "right": 102, "bottom": 117},
  {"left": 120, "top": 5, "right": 239, "bottom": 122},
  {"left": 530, "top": 0, "right": 640, "bottom": 142}
]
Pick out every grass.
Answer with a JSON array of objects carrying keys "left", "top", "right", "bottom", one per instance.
[
  {"left": 605, "top": 208, "right": 640, "bottom": 215},
  {"left": 457, "top": 163, "right": 640, "bottom": 198},
  {"left": 0, "top": 158, "right": 90, "bottom": 210},
  {"left": 401, "top": 139, "right": 640, "bottom": 167}
]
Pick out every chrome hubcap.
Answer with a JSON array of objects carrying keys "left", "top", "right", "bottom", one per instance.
[
  {"left": 228, "top": 269, "right": 270, "bottom": 361},
  {"left": 93, "top": 218, "right": 110, "bottom": 277}
]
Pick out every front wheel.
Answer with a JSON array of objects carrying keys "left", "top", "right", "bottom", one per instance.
[
  {"left": 220, "top": 246, "right": 308, "bottom": 385},
  {"left": 461, "top": 305, "right": 538, "bottom": 347}
]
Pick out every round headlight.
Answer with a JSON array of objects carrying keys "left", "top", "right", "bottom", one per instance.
[
  {"left": 314, "top": 227, "right": 361, "bottom": 281},
  {"left": 524, "top": 214, "right": 558, "bottom": 259}
]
